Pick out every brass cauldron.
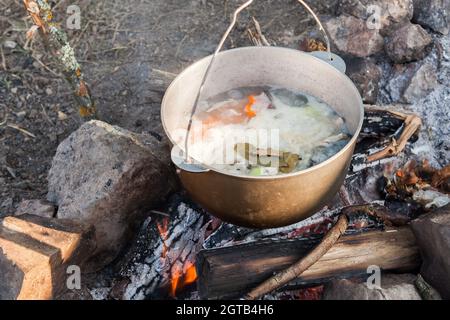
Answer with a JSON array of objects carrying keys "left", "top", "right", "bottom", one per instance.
[{"left": 161, "top": 2, "right": 364, "bottom": 228}]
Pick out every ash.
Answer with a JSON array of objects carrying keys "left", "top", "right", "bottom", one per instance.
[{"left": 380, "top": 35, "right": 450, "bottom": 167}]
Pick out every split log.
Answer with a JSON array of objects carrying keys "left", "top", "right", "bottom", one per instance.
[
  {"left": 196, "top": 227, "right": 420, "bottom": 299},
  {"left": 244, "top": 215, "right": 349, "bottom": 300},
  {"left": 108, "top": 196, "right": 213, "bottom": 300}
]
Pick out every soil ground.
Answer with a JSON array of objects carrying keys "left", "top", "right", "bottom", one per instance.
[{"left": 0, "top": 0, "right": 339, "bottom": 217}]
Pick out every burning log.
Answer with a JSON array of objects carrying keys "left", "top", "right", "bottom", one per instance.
[
  {"left": 244, "top": 214, "right": 349, "bottom": 300},
  {"left": 243, "top": 203, "right": 414, "bottom": 300},
  {"left": 110, "top": 196, "right": 215, "bottom": 300},
  {"left": 196, "top": 226, "right": 420, "bottom": 299}
]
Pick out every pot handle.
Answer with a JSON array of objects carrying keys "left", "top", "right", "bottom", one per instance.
[
  {"left": 171, "top": 145, "right": 210, "bottom": 173},
  {"left": 180, "top": 0, "right": 345, "bottom": 171}
]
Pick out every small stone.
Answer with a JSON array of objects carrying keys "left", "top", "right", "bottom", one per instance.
[
  {"left": 411, "top": 204, "right": 450, "bottom": 299},
  {"left": 413, "top": 0, "right": 450, "bottom": 35},
  {"left": 346, "top": 58, "right": 382, "bottom": 104},
  {"left": 58, "top": 111, "right": 68, "bottom": 121},
  {"left": 15, "top": 199, "right": 56, "bottom": 219},
  {"left": 324, "top": 15, "right": 384, "bottom": 58},
  {"left": 323, "top": 274, "right": 422, "bottom": 300},
  {"left": 3, "top": 40, "right": 17, "bottom": 49},
  {"left": 385, "top": 23, "right": 433, "bottom": 63},
  {"left": 11, "top": 87, "right": 18, "bottom": 94},
  {"left": 45, "top": 87, "right": 53, "bottom": 96},
  {"left": 0, "top": 214, "right": 96, "bottom": 300}
]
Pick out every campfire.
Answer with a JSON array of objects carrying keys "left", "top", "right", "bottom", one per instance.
[
  {"left": 1, "top": 0, "right": 449, "bottom": 302},
  {"left": 104, "top": 102, "right": 448, "bottom": 300}
]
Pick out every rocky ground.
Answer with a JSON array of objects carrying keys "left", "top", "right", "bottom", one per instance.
[{"left": 1, "top": 0, "right": 450, "bottom": 300}]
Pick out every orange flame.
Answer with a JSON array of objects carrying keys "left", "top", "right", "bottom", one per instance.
[
  {"left": 184, "top": 263, "right": 198, "bottom": 285},
  {"left": 170, "top": 266, "right": 182, "bottom": 297},
  {"left": 170, "top": 262, "right": 198, "bottom": 297}
]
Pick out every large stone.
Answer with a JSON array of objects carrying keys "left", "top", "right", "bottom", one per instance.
[
  {"left": 323, "top": 274, "right": 422, "bottom": 300},
  {"left": 411, "top": 204, "right": 450, "bottom": 299},
  {"left": 324, "top": 15, "right": 384, "bottom": 58},
  {"left": 15, "top": 199, "right": 56, "bottom": 218},
  {"left": 413, "top": 0, "right": 450, "bottom": 35},
  {"left": 385, "top": 23, "right": 433, "bottom": 63},
  {"left": 386, "top": 61, "right": 438, "bottom": 103},
  {"left": 337, "top": 0, "right": 414, "bottom": 32},
  {"left": 0, "top": 214, "right": 96, "bottom": 300},
  {"left": 346, "top": 58, "right": 382, "bottom": 104},
  {"left": 47, "top": 120, "right": 177, "bottom": 270}
]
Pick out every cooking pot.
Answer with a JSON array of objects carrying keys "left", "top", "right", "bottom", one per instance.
[{"left": 161, "top": 1, "right": 364, "bottom": 228}]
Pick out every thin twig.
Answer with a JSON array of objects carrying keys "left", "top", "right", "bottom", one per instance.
[
  {"left": 0, "top": 46, "right": 6, "bottom": 70},
  {"left": 6, "top": 123, "right": 36, "bottom": 138},
  {"left": 366, "top": 109, "right": 422, "bottom": 163}
]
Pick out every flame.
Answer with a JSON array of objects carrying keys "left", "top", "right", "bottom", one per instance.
[
  {"left": 170, "top": 262, "right": 198, "bottom": 297},
  {"left": 170, "top": 266, "right": 182, "bottom": 298},
  {"left": 184, "top": 263, "right": 198, "bottom": 285}
]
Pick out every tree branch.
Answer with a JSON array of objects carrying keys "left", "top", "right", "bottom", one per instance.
[{"left": 23, "top": 0, "right": 96, "bottom": 118}]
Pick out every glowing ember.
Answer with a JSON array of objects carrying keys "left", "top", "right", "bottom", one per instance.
[
  {"left": 157, "top": 217, "right": 169, "bottom": 258},
  {"left": 170, "top": 264, "right": 183, "bottom": 298}
]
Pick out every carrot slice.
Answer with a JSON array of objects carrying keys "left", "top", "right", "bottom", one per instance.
[{"left": 245, "top": 95, "right": 257, "bottom": 118}]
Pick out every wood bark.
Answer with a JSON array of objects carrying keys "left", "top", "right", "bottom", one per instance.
[{"left": 197, "top": 227, "right": 420, "bottom": 299}]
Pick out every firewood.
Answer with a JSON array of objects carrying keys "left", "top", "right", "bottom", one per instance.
[
  {"left": 197, "top": 226, "right": 420, "bottom": 299},
  {"left": 243, "top": 203, "right": 412, "bottom": 299},
  {"left": 244, "top": 215, "right": 349, "bottom": 300}
]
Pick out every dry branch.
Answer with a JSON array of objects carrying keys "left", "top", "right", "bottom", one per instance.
[
  {"left": 366, "top": 108, "right": 422, "bottom": 163},
  {"left": 23, "top": 0, "right": 96, "bottom": 118}
]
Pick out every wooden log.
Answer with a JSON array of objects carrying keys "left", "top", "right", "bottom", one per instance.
[{"left": 196, "top": 227, "right": 421, "bottom": 299}]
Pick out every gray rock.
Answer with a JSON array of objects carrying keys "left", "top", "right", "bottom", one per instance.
[
  {"left": 386, "top": 60, "right": 438, "bottom": 103},
  {"left": 338, "top": 0, "right": 414, "bottom": 32},
  {"left": 385, "top": 23, "right": 433, "bottom": 63},
  {"left": 411, "top": 204, "right": 450, "bottom": 299},
  {"left": 402, "top": 62, "right": 439, "bottom": 103},
  {"left": 47, "top": 120, "right": 177, "bottom": 270},
  {"left": 413, "top": 0, "right": 450, "bottom": 35},
  {"left": 324, "top": 15, "right": 384, "bottom": 58},
  {"left": 323, "top": 274, "right": 422, "bottom": 300},
  {"left": 346, "top": 58, "right": 382, "bottom": 103},
  {"left": 15, "top": 199, "right": 56, "bottom": 218}
]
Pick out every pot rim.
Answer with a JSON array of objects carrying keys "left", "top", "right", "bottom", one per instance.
[{"left": 161, "top": 46, "right": 364, "bottom": 181}]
